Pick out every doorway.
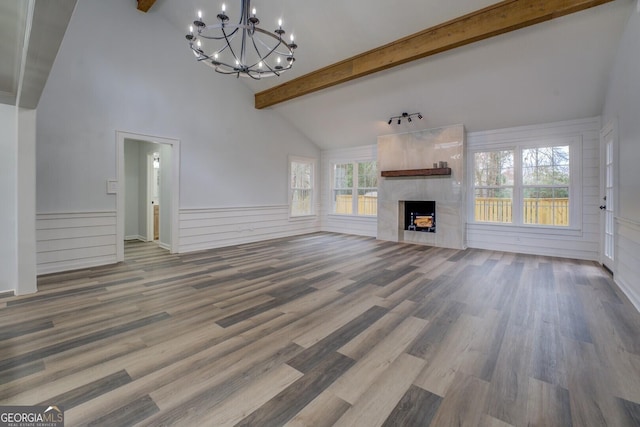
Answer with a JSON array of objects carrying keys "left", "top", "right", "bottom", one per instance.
[
  {"left": 600, "top": 120, "right": 617, "bottom": 273},
  {"left": 116, "top": 131, "right": 180, "bottom": 262},
  {"left": 147, "top": 151, "right": 160, "bottom": 242}
]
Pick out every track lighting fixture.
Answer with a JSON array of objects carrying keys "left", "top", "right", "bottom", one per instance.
[{"left": 388, "top": 112, "right": 423, "bottom": 125}]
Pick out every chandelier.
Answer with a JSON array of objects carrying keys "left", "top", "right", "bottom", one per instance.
[{"left": 186, "top": 0, "right": 297, "bottom": 79}]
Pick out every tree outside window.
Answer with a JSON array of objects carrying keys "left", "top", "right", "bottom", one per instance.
[
  {"left": 474, "top": 150, "right": 514, "bottom": 223},
  {"left": 522, "top": 146, "right": 569, "bottom": 225}
]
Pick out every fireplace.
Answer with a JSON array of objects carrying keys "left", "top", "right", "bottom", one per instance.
[
  {"left": 404, "top": 201, "right": 436, "bottom": 232},
  {"left": 377, "top": 124, "right": 466, "bottom": 249}
]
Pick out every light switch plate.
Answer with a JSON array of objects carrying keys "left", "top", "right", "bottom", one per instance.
[{"left": 107, "top": 179, "right": 118, "bottom": 194}]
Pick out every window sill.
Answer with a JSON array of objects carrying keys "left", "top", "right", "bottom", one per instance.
[{"left": 328, "top": 214, "right": 377, "bottom": 220}]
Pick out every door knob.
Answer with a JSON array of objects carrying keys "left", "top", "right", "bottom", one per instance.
[{"left": 599, "top": 205, "right": 606, "bottom": 210}]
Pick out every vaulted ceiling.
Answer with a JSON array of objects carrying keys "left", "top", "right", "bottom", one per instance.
[{"left": 1, "top": 0, "right": 634, "bottom": 149}]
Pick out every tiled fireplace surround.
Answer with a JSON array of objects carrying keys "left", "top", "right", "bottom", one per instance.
[{"left": 377, "top": 124, "right": 466, "bottom": 250}]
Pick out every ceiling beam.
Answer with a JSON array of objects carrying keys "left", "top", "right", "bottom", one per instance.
[
  {"left": 137, "top": 0, "right": 156, "bottom": 13},
  {"left": 255, "top": 0, "right": 614, "bottom": 109}
]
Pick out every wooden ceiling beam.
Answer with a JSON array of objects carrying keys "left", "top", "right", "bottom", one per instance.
[
  {"left": 137, "top": 0, "right": 156, "bottom": 13},
  {"left": 255, "top": 0, "right": 614, "bottom": 109}
]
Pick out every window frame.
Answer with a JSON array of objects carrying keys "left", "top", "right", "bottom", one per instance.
[
  {"left": 288, "top": 155, "right": 316, "bottom": 218},
  {"left": 469, "top": 136, "right": 582, "bottom": 232},
  {"left": 330, "top": 160, "right": 378, "bottom": 217}
]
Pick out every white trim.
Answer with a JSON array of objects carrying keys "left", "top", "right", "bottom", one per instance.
[
  {"left": 146, "top": 152, "right": 154, "bottom": 242},
  {"left": 37, "top": 210, "right": 117, "bottom": 217},
  {"left": 116, "top": 131, "right": 180, "bottom": 261},
  {"left": 600, "top": 118, "right": 618, "bottom": 270},
  {"left": 38, "top": 256, "right": 117, "bottom": 276},
  {"left": 467, "top": 135, "right": 582, "bottom": 230},
  {"left": 125, "top": 235, "right": 147, "bottom": 241}
]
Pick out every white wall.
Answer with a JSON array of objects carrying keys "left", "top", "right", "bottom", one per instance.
[
  {"left": 466, "top": 117, "right": 601, "bottom": 261},
  {"left": 602, "top": 3, "right": 640, "bottom": 310},
  {"left": 0, "top": 105, "right": 37, "bottom": 294},
  {"left": 320, "top": 145, "right": 378, "bottom": 237},
  {"left": 35, "top": 0, "right": 320, "bottom": 269},
  {"left": 17, "top": 109, "right": 37, "bottom": 294},
  {"left": 0, "top": 104, "right": 18, "bottom": 292}
]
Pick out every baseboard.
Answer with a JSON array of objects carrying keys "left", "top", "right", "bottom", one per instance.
[
  {"left": 125, "top": 235, "right": 147, "bottom": 242},
  {"left": 157, "top": 242, "right": 171, "bottom": 250},
  {"left": 616, "top": 275, "right": 640, "bottom": 313},
  {"left": 38, "top": 255, "right": 118, "bottom": 276}
]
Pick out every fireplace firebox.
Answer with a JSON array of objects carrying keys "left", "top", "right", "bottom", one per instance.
[{"left": 404, "top": 201, "right": 436, "bottom": 233}]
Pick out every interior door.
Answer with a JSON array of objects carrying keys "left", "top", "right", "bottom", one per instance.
[{"left": 600, "top": 122, "right": 616, "bottom": 272}]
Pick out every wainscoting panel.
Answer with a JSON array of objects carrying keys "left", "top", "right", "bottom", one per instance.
[
  {"left": 323, "top": 215, "right": 377, "bottom": 237},
  {"left": 616, "top": 217, "right": 640, "bottom": 311},
  {"left": 36, "top": 212, "right": 117, "bottom": 275},
  {"left": 179, "top": 205, "right": 320, "bottom": 253}
]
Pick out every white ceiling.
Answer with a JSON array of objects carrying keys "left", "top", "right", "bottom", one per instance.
[
  {"left": 2, "top": 0, "right": 634, "bottom": 148},
  {"left": 154, "top": 0, "right": 634, "bottom": 149},
  {"left": 0, "top": 0, "right": 28, "bottom": 106}
]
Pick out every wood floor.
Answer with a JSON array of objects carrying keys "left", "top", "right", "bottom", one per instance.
[{"left": 1, "top": 233, "right": 640, "bottom": 426}]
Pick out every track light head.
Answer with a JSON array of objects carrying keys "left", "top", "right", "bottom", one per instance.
[
  {"left": 418, "top": 114, "right": 423, "bottom": 119},
  {"left": 388, "top": 119, "right": 392, "bottom": 125}
]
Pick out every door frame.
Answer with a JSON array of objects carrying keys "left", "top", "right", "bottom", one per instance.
[
  {"left": 146, "top": 152, "right": 155, "bottom": 242},
  {"left": 600, "top": 119, "right": 618, "bottom": 272},
  {"left": 116, "top": 131, "right": 180, "bottom": 261}
]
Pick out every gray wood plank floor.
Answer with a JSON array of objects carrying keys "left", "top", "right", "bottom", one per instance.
[{"left": 1, "top": 232, "right": 640, "bottom": 426}]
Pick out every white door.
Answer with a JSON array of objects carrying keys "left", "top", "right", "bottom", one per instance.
[{"left": 600, "top": 122, "right": 616, "bottom": 272}]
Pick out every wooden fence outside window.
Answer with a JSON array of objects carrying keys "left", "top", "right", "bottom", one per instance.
[{"left": 475, "top": 197, "right": 569, "bottom": 225}]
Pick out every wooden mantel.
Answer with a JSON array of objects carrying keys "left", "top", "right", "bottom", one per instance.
[
  {"left": 255, "top": 0, "right": 614, "bottom": 109},
  {"left": 137, "top": 0, "right": 156, "bottom": 13},
  {"left": 381, "top": 168, "right": 451, "bottom": 178}
]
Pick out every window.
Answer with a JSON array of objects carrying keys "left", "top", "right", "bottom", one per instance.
[
  {"left": 290, "top": 157, "right": 314, "bottom": 216},
  {"left": 522, "top": 146, "right": 570, "bottom": 226},
  {"left": 333, "top": 163, "right": 353, "bottom": 214},
  {"left": 474, "top": 151, "right": 514, "bottom": 223},
  {"left": 332, "top": 161, "right": 377, "bottom": 216},
  {"left": 472, "top": 140, "right": 576, "bottom": 228}
]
